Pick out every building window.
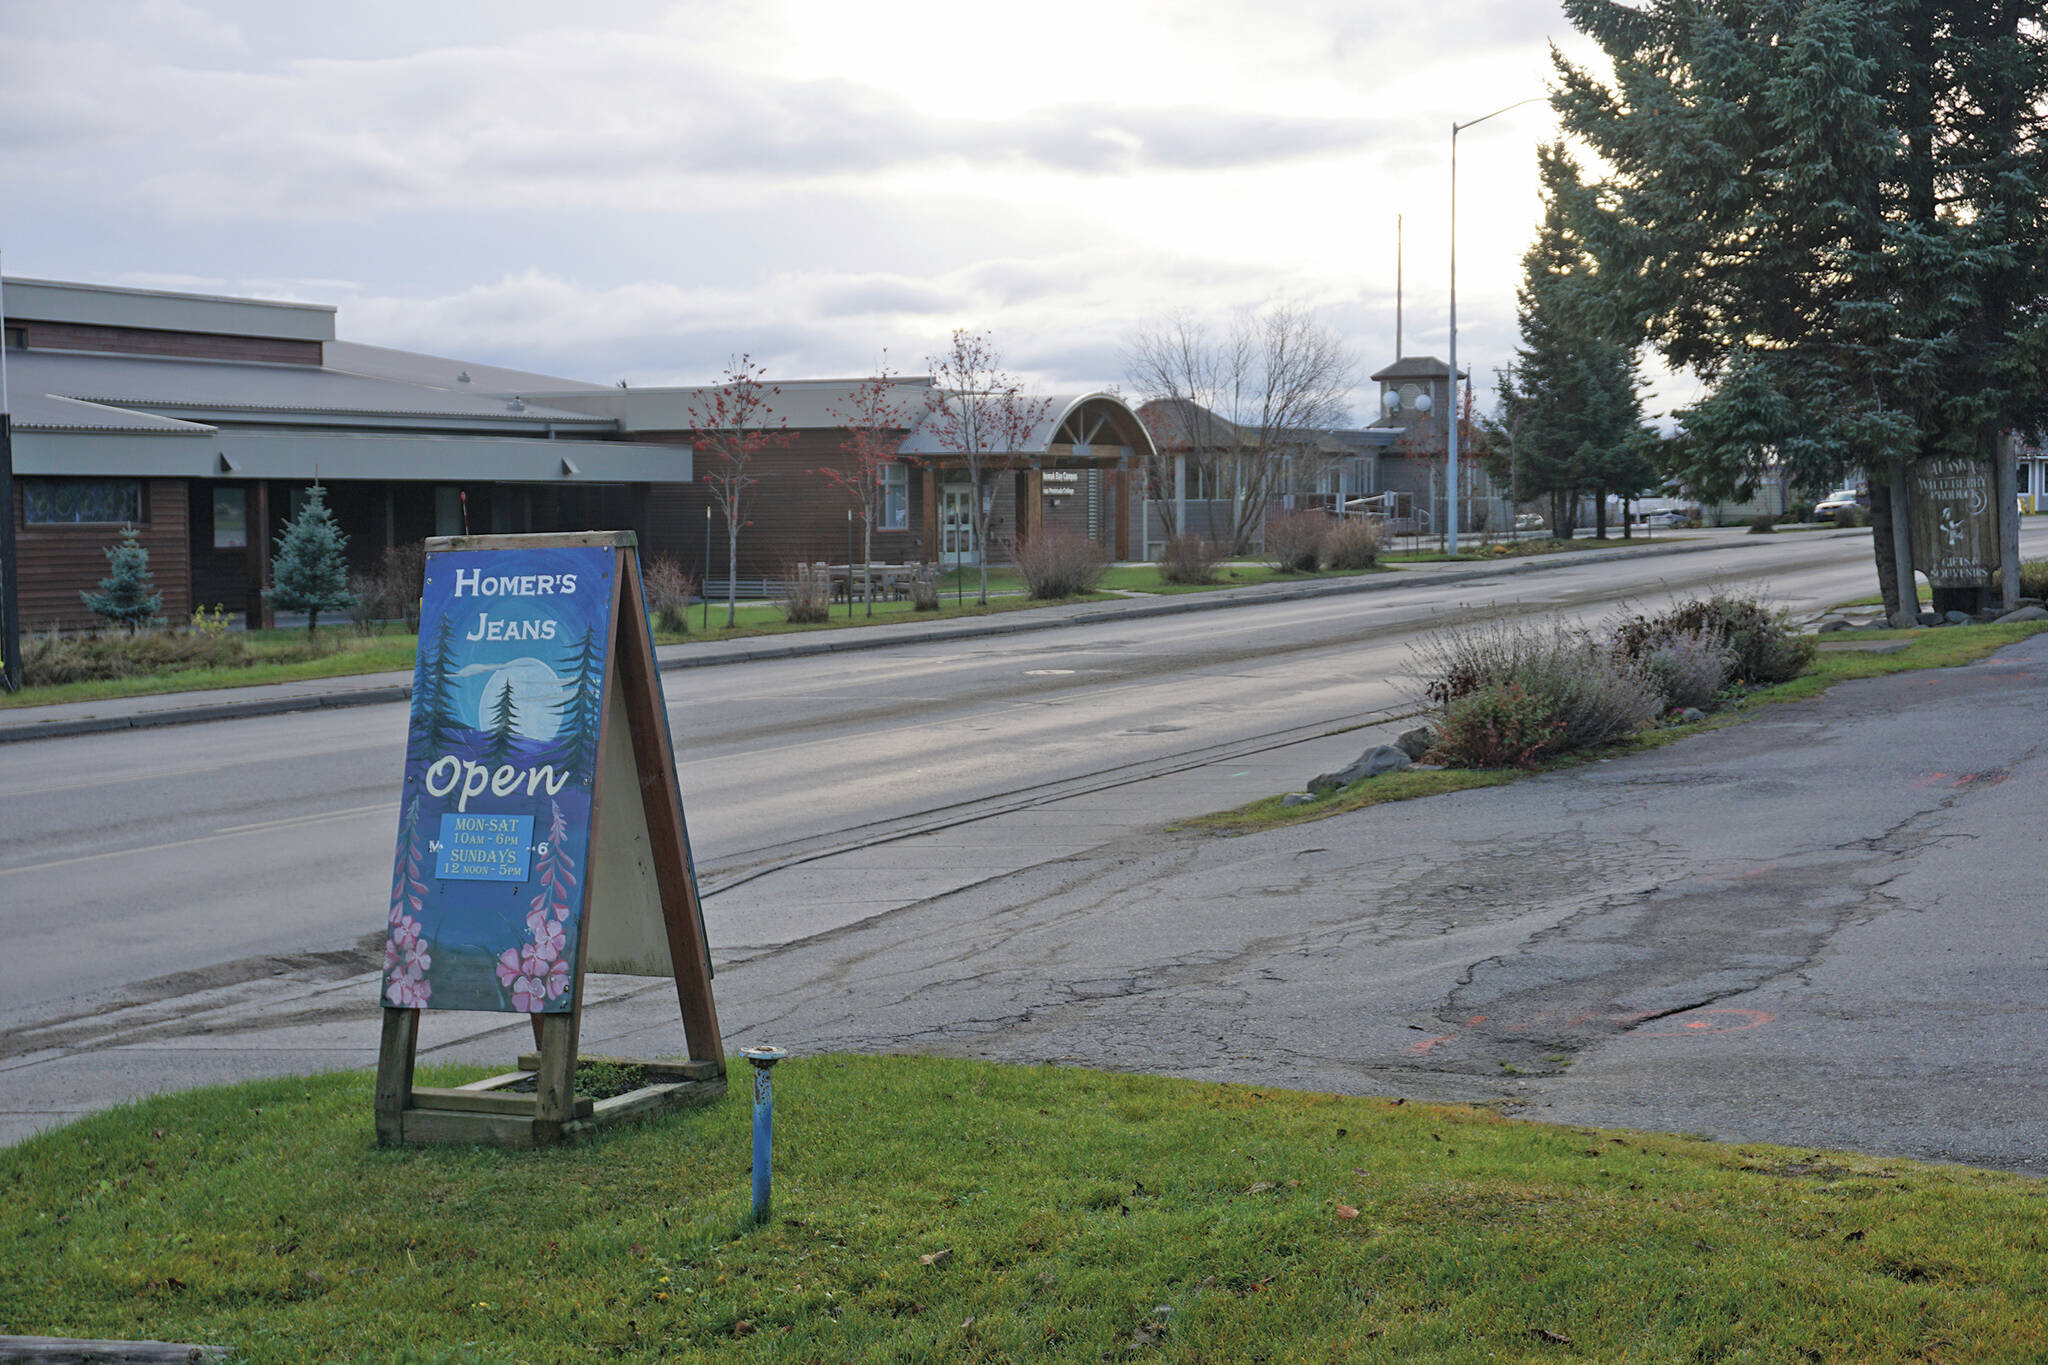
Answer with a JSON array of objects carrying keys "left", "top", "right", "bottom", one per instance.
[
  {"left": 212, "top": 487, "right": 248, "bottom": 549},
  {"left": 879, "top": 463, "right": 910, "bottom": 531},
  {"left": 22, "top": 478, "right": 143, "bottom": 525}
]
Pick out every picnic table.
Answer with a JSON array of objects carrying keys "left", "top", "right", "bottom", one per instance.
[{"left": 826, "top": 563, "right": 921, "bottom": 603}]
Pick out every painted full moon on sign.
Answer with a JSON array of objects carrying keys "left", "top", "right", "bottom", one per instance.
[{"left": 474, "top": 657, "right": 568, "bottom": 741}]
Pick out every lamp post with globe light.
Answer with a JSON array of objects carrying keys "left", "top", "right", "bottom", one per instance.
[{"left": 1447, "top": 97, "right": 1545, "bottom": 555}]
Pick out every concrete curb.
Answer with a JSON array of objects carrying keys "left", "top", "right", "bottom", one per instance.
[{"left": 0, "top": 534, "right": 1768, "bottom": 743}]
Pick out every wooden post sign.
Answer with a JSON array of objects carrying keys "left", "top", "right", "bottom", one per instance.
[
  {"left": 373, "top": 531, "right": 724, "bottom": 1148},
  {"left": 1910, "top": 457, "right": 2000, "bottom": 591}
]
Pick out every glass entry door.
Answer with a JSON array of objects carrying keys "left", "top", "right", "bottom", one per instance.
[{"left": 939, "top": 484, "right": 978, "bottom": 566}]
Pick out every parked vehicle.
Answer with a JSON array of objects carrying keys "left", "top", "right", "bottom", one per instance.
[{"left": 1813, "top": 487, "right": 1868, "bottom": 520}]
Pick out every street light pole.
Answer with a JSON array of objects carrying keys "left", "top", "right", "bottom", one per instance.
[
  {"left": 0, "top": 255, "right": 18, "bottom": 693},
  {"left": 1448, "top": 97, "right": 1544, "bottom": 557}
]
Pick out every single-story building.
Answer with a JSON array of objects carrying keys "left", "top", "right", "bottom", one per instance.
[
  {"left": 1134, "top": 397, "right": 1390, "bottom": 552},
  {"left": 3, "top": 275, "right": 1163, "bottom": 628},
  {"left": 524, "top": 377, "right": 1157, "bottom": 585},
  {"left": 2, "top": 276, "right": 682, "bottom": 629}
]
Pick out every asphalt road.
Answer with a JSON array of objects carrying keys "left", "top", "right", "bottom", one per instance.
[
  {"left": 4, "top": 524, "right": 2044, "bottom": 1163},
  {"left": 1, "top": 528, "right": 1894, "bottom": 1016}
]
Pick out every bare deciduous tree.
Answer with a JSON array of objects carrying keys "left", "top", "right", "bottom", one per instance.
[
  {"left": 823, "top": 356, "right": 906, "bottom": 617},
  {"left": 685, "top": 355, "right": 794, "bottom": 627},
  {"left": 1123, "top": 304, "right": 1357, "bottom": 553},
  {"left": 923, "top": 329, "right": 1051, "bottom": 607}
]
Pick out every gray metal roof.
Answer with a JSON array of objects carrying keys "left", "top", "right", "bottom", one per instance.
[
  {"left": 6, "top": 347, "right": 616, "bottom": 427},
  {"left": 899, "top": 391, "right": 1152, "bottom": 459},
  {"left": 8, "top": 389, "right": 218, "bottom": 435},
  {"left": 324, "top": 340, "right": 614, "bottom": 398},
  {"left": 12, "top": 427, "right": 687, "bottom": 484},
  {"left": 554, "top": 376, "right": 939, "bottom": 434},
  {"left": 2, "top": 275, "right": 335, "bottom": 343}
]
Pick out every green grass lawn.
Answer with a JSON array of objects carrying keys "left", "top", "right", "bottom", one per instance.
[
  {"left": 1195, "top": 620, "right": 2048, "bottom": 835},
  {"left": 4, "top": 1056, "right": 2041, "bottom": 1363}
]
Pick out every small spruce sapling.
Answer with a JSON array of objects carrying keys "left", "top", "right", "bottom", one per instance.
[
  {"left": 81, "top": 524, "right": 163, "bottom": 632},
  {"left": 269, "top": 484, "right": 356, "bottom": 635}
]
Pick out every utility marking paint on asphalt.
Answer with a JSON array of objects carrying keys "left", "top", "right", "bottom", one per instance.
[
  {"left": 1638, "top": 1008, "right": 1775, "bottom": 1037},
  {"left": 1406, "top": 1036, "right": 1453, "bottom": 1054},
  {"left": 0, "top": 804, "right": 395, "bottom": 878}
]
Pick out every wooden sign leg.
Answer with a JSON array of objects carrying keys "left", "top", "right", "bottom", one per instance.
[
  {"left": 374, "top": 1007, "right": 420, "bottom": 1147},
  {"left": 613, "top": 552, "right": 726, "bottom": 1069},
  {"left": 532, "top": 1010, "right": 582, "bottom": 1142}
]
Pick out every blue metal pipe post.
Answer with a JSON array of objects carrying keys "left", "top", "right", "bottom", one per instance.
[{"left": 742, "top": 1046, "right": 788, "bottom": 1224}]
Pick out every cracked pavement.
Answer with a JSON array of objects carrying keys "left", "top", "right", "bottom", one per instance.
[{"left": 575, "top": 632, "right": 2048, "bottom": 1173}]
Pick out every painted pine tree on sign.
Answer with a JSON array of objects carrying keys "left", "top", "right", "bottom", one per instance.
[
  {"left": 410, "top": 611, "right": 466, "bottom": 755},
  {"left": 555, "top": 625, "right": 604, "bottom": 784},
  {"left": 483, "top": 679, "right": 519, "bottom": 767}
]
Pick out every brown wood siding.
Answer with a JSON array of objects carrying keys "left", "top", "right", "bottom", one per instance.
[
  {"left": 629, "top": 431, "right": 927, "bottom": 578},
  {"left": 22, "top": 321, "right": 324, "bottom": 366},
  {"left": 15, "top": 478, "right": 191, "bottom": 630}
]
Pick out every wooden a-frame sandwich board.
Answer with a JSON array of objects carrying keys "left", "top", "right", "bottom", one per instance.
[{"left": 373, "top": 531, "right": 723, "bottom": 1148}]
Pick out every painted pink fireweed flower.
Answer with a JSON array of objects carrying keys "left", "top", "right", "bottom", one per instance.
[
  {"left": 402, "top": 940, "right": 432, "bottom": 974},
  {"left": 387, "top": 968, "right": 429, "bottom": 1009},
  {"left": 512, "top": 974, "right": 548, "bottom": 1012},
  {"left": 528, "top": 800, "right": 577, "bottom": 920},
  {"left": 526, "top": 912, "right": 566, "bottom": 958},
  {"left": 492, "top": 797, "right": 581, "bottom": 1012}
]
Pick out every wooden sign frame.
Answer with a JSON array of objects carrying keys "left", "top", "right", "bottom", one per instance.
[{"left": 374, "top": 531, "right": 723, "bottom": 1147}]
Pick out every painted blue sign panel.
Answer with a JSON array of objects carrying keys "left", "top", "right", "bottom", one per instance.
[
  {"left": 382, "top": 546, "right": 615, "bottom": 1013},
  {"left": 435, "top": 813, "right": 536, "bottom": 882}
]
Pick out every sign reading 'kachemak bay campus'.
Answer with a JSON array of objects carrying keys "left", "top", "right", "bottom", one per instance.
[{"left": 382, "top": 545, "right": 616, "bottom": 1014}]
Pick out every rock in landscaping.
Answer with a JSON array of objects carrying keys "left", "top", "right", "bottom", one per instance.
[
  {"left": 1307, "top": 744, "right": 1412, "bottom": 795},
  {"left": 1280, "top": 792, "right": 1315, "bottom": 807},
  {"left": 1816, "top": 616, "right": 1853, "bottom": 632},
  {"left": 1919, "top": 611, "right": 1940, "bottom": 627},
  {"left": 1676, "top": 707, "right": 1707, "bottom": 723},
  {"left": 1394, "top": 726, "right": 1439, "bottom": 761},
  {"left": 1997, "top": 604, "right": 2048, "bottom": 623},
  {"left": 1944, "top": 610, "right": 1973, "bottom": 625}
]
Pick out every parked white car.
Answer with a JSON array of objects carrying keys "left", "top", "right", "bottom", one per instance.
[{"left": 1814, "top": 487, "right": 1868, "bottom": 520}]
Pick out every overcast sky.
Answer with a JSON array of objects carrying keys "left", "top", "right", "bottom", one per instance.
[{"left": 0, "top": 0, "right": 1649, "bottom": 420}]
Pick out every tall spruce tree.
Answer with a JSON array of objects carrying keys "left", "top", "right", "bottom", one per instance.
[
  {"left": 1497, "top": 144, "right": 1655, "bottom": 538},
  {"left": 81, "top": 524, "right": 163, "bottom": 632},
  {"left": 270, "top": 484, "right": 356, "bottom": 634},
  {"left": 1556, "top": 1, "right": 2048, "bottom": 615}
]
